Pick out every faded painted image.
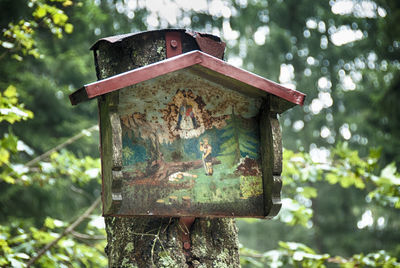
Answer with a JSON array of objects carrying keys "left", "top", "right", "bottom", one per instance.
[{"left": 118, "top": 70, "right": 264, "bottom": 216}]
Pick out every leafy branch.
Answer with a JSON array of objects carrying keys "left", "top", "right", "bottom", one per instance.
[
  {"left": 26, "top": 196, "right": 101, "bottom": 267},
  {"left": 0, "top": 0, "right": 75, "bottom": 61},
  {"left": 279, "top": 143, "right": 400, "bottom": 227},
  {"left": 25, "top": 125, "right": 98, "bottom": 168},
  {"left": 240, "top": 241, "right": 399, "bottom": 267},
  {"left": 1, "top": 124, "right": 99, "bottom": 185}
]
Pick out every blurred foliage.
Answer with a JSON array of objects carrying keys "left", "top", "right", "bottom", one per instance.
[
  {"left": 240, "top": 145, "right": 400, "bottom": 267},
  {"left": 1, "top": 0, "right": 400, "bottom": 267},
  {"left": 0, "top": 217, "right": 106, "bottom": 267},
  {"left": 0, "top": 85, "right": 33, "bottom": 124},
  {"left": 0, "top": 0, "right": 74, "bottom": 61},
  {"left": 240, "top": 241, "right": 399, "bottom": 268},
  {"left": 281, "top": 143, "right": 400, "bottom": 227},
  {"left": 239, "top": 147, "right": 400, "bottom": 267}
]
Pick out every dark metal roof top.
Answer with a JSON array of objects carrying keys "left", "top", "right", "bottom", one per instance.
[{"left": 90, "top": 29, "right": 223, "bottom": 51}]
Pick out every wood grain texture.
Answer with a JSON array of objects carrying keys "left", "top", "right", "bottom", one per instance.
[
  {"left": 270, "top": 175, "right": 282, "bottom": 217},
  {"left": 98, "top": 97, "right": 113, "bottom": 215},
  {"left": 110, "top": 111, "right": 122, "bottom": 169},
  {"left": 270, "top": 113, "right": 283, "bottom": 175},
  {"left": 259, "top": 100, "right": 282, "bottom": 218}
]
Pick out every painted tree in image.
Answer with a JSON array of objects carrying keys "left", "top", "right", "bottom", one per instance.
[
  {"left": 120, "top": 89, "right": 226, "bottom": 184},
  {"left": 219, "top": 106, "right": 260, "bottom": 167}
]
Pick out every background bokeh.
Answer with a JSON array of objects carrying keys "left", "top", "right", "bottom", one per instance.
[{"left": 1, "top": 0, "right": 399, "bottom": 266}]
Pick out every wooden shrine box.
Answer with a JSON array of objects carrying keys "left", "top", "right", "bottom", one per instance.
[{"left": 70, "top": 29, "right": 305, "bottom": 218}]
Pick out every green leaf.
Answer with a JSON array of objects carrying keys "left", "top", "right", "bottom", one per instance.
[
  {"left": 44, "top": 217, "right": 56, "bottom": 229},
  {"left": 300, "top": 187, "right": 318, "bottom": 198},
  {"left": 325, "top": 173, "right": 338, "bottom": 184},
  {"left": 52, "top": 12, "right": 68, "bottom": 25},
  {"left": 2, "top": 175, "right": 16, "bottom": 184},
  {"left": 11, "top": 54, "right": 23, "bottom": 62},
  {"left": 64, "top": 23, "right": 73, "bottom": 33},
  {"left": 4, "top": 85, "right": 17, "bottom": 98},
  {"left": 0, "top": 148, "right": 10, "bottom": 166},
  {"left": 354, "top": 177, "right": 366, "bottom": 189},
  {"left": 33, "top": 6, "right": 47, "bottom": 18}
]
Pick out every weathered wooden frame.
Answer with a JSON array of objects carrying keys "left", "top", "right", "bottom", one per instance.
[{"left": 97, "top": 95, "right": 284, "bottom": 218}]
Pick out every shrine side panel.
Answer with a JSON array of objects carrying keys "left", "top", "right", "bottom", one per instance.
[{"left": 116, "top": 70, "right": 265, "bottom": 217}]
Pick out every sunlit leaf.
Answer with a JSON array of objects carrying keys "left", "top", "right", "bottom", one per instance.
[
  {"left": 64, "top": 23, "right": 73, "bottom": 33},
  {"left": 33, "top": 6, "right": 47, "bottom": 18}
]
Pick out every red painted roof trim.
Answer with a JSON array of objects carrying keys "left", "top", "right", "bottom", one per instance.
[{"left": 72, "top": 50, "right": 305, "bottom": 106}]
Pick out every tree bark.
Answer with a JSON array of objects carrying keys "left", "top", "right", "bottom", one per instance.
[
  {"left": 95, "top": 30, "right": 240, "bottom": 267},
  {"left": 104, "top": 217, "right": 239, "bottom": 267}
]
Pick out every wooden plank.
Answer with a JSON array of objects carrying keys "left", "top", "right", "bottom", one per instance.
[
  {"left": 110, "top": 111, "right": 123, "bottom": 169},
  {"left": 268, "top": 175, "right": 282, "bottom": 219},
  {"left": 109, "top": 92, "right": 123, "bottom": 214},
  {"left": 259, "top": 101, "right": 274, "bottom": 217},
  {"left": 259, "top": 100, "right": 282, "bottom": 218},
  {"left": 98, "top": 97, "right": 113, "bottom": 215},
  {"left": 198, "top": 53, "right": 305, "bottom": 106},
  {"left": 109, "top": 106, "right": 123, "bottom": 214},
  {"left": 99, "top": 91, "right": 123, "bottom": 215},
  {"left": 69, "top": 87, "right": 89, "bottom": 106},
  {"left": 270, "top": 113, "right": 282, "bottom": 175},
  {"left": 270, "top": 95, "right": 297, "bottom": 114}
]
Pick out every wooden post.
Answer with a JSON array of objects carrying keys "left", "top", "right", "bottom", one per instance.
[{"left": 96, "top": 30, "right": 240, "bottom": 267}]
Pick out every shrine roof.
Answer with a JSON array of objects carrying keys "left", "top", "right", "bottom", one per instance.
[{"left": 70, "top": 50, "right": 305, "bottom": 112}]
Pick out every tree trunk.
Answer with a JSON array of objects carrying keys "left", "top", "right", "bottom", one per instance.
[
  {"left": 104, "top": 217, "right": 239, "bottom": 267},
  {"left": 94, "top": 30, "right": 240, "bottom": 267}
]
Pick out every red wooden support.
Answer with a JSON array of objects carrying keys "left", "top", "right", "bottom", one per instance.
[
  {"left": 165, "top": 31, "right": 182, "bottom": 58},
  {"left": 179, "top": 217, "right": 195, "bottom": 253}
]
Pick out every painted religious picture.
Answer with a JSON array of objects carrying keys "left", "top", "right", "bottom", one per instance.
[{"left": 117, "top": 70, "right": 264, "bottom": 217}]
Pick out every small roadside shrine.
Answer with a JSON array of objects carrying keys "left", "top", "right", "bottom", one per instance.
[{"left": 70, "top": 29, "right": 305, "bottom": 219}]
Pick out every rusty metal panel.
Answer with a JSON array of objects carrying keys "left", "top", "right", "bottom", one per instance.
[
  {"left": 185, "top": 30, "right": 226, "bottom": 59},
  {"left": 90, "top": 29, "right": 185, "bottom": 51},
  {"left": 105, "top": 69, "right": 268, "bottom": 217},
  {"left": 89, "top": 29, "right": 225, "bottom": 55}
]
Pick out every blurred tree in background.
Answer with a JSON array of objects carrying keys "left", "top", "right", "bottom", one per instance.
[{"left": 0, "top": 0, "right": 399, "bottom": 267}]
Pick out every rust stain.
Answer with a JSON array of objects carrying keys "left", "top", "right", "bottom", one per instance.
[
  {"left": 235, "top": 157, "right": 261, "bottom": 177},
  {"left": 185, "top": 30, "right": 226, "bottom": 59}
]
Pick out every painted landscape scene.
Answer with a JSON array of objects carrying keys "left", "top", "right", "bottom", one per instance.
[{"left": 117, "top": 72, "right": 265, "bottom": 216}]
